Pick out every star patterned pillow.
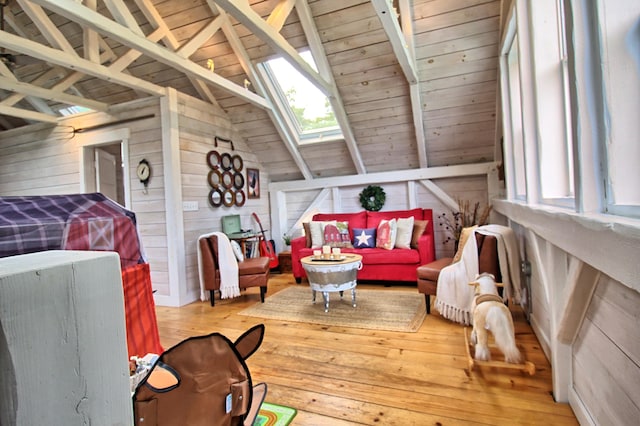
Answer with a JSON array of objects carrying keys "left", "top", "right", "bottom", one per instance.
[{"left": 352, "top": 228, "right": 376, "bottom": 248}]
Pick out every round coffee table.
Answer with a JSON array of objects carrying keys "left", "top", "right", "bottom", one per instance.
[{"left": 300, "top": 254, "right": 363, "bottom": 312}]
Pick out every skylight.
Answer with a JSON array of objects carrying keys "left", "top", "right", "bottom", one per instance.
[
  {"left": 58, "top": 105, "right": 94, "bottom": 117},
  {"left": 261, "top": 51, "right": 342, "bottom": 144}
]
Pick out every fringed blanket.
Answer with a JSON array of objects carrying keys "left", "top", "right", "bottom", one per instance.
[
  {"left": 476, "top": 224, "right": 522, "bottom": 304},
  {"left": 435, "top": 224, "right": 522, "bottom": 325},
  {"left": 435, "top": 232, "right": 479, "bottom": 325},
  {"left": 197, "top": 232, "right": 239, "bottom": 301}
]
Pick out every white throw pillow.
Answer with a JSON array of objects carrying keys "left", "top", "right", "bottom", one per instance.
[
  {"left": 309, "top": 220, "right": 336, "bottom": 248},
  {"left": 230, "top": 240, "right": 244, "bottom": 262},
  {"left": 395, "top": 216, "right": 415, "bottom": 249}
]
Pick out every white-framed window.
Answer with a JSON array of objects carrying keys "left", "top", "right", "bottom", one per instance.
[
  {"left": 596, "top": 0, "right": 640, "bottom": 217},
  {"left": 531, "top": 0, "right": 575, "bottom": 207},
  {"left": 500, "top": 10, "right": 528, "bottom": 201},
  {"left": 258, "top": 50, "right": 343, "bottom": 145}
]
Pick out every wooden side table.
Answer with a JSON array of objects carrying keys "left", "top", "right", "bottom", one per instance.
[{"left": 278, "top": 250, "right": 292, "bottom": 273}]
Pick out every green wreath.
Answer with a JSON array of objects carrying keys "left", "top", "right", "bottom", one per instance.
[{"left": 359, "top": 185, "right": 386, "bottom": 211}]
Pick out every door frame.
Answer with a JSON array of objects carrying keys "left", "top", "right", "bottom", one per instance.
[{"left": 77, "top": 128, "right": 131, "bottom": 208}]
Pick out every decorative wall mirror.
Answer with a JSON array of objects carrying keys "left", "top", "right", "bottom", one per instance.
[
  {"left": 208, "top": 188, "right": 222, "bottom": 207},
  {"left": 232, "top": 155, "right": 243, "bottom": 171},
  {"left": 222, "top": 189, "right": 234, "bottom": 207},
  {"left": 208, "top": 169, "right": 222, "bottom": 189},
  {"left": 233, "top": 172, "right": 244, "bottom": 189},
  {"left": 235, "top": 190, "right": 246, "bottom": 207},
  {"left": 207, "top": 151, "right": 221, "bottom": 169},
  {"left": 222, "top": 171, "right": 233, "bottom": 189},
  {"left": 221, "top": 153, "right": 233, "bottom": 170}
]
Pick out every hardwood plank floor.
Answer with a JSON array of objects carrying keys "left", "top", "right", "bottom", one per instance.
[{"left": 155, "top": 273, "right": 577, "bottom": 425}]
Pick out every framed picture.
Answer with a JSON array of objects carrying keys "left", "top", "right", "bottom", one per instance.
[{"left": 247, "top": 168, "right": 260, "bottom": 199}]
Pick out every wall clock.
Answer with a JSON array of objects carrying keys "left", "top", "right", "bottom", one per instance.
[{"left": 136, "top": 159, "right": 151, "bottom": 185}]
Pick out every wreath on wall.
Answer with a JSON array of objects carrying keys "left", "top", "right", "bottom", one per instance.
[{"left": 359, "top": 185, "right": 386, "bottom": 211}]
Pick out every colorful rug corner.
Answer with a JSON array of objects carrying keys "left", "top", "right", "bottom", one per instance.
[{"left": 254, "top": 402, "right": 297, "bottom": 426}]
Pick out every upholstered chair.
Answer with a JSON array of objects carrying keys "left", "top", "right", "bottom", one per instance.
[
  {"left": 198, "top": 234, "right": 270, "bottom": 306},
  {"left": 417, "top": 233, "right": 501, "bottom": 313}
]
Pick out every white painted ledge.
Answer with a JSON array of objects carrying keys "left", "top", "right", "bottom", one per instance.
[{"left": 493, "top": 199, "right": 640, "bottom": 294}]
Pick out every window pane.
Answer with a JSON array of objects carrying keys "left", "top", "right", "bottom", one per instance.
[
  {"left": 507, "top": 34, "right": 527, "bottom": 199},
  {"left": 264, "top": 51, "right": 341, "bottom": 140},
  {"left": 598, "top": 0, "right": 640, "bottom": 211}
]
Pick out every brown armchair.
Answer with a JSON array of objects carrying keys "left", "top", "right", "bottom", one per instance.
[
  {"left": 417, "top": 233, "right": 501, "bottom": 314},
  {"left": 198, "top": 234, "right": 270, "bottom": 306}
]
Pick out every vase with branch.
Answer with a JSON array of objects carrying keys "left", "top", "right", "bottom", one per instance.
[{"left": 438, "top": 200, "right": 492, "bottom": 251}]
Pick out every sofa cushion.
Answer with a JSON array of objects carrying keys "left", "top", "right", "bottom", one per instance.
[
  {"left": 352, "top": 227, "right": 376, "bottom": 248},
  {"left": 366, "top": 208, "right": 424, "bottom": 229},
  {"left": 359, "top": 247, "right": 420, "bottom": 265},
  {"left": 323, "top": 221, "right": 353, "bottom": 248},
  {"left": 376, "top": 219, "right": 397, "bottom": 250},
  {"left": 411, "top": 219, "right": 429, "bottom": 249},
  {"left": 302, "top": 222, "right": 312, "bottom": 248},
  {"left": 314, "top": 211, "right": 367, "bottom": 236},
  {"left": 395, "top": 217, "right": 414, "bottom": 249},
  {"left": 309, "top": 220, "right": 336, "bottom": 248}
]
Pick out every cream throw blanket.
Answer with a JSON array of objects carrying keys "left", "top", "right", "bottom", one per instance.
[
  {"left": 197, "top": 232, "right": 240, "bottom": 301},
  {"left": 435, "top": 225, "right": 522, "bottom": 325}
]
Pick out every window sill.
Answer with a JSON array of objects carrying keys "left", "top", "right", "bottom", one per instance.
[{"left": 492, "top": 199, "right": 640, "bottom": 293}]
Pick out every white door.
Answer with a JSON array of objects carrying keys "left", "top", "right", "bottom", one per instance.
[{"left": 95, "top": 148, "right": 119, "bottom": 202}]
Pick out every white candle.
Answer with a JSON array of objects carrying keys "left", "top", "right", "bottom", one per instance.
[
  {"left": 322, "top": 245, "right": 331, "bottom": 254},
  {"left": 313, "top": 250, "right": 321, "bottom": 257},
  {"left": 332, "top": 247, "right": 341, "bottom": 256}
]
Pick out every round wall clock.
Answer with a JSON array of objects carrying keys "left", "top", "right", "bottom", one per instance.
[{"left": 136, "top": 159, "right": 151, "bottom": 185}]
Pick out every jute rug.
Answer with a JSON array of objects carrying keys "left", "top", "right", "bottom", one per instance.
[{"left": 239, "top": 286, "right": 426, "bottom": 332}]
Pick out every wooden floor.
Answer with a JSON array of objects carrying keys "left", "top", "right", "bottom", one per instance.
[{"left": 155, "top": 273, "right": 578, "bottom": 425}]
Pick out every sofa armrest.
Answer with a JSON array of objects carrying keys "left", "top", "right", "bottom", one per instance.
[
  {"left": 416, "top": 234, "right": 436, "bottom": 265},
  {"left": 290, "top": 236, "right": 307, "bottom": 278}
]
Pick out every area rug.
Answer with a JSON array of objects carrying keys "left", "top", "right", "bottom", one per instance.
[
  {"left": 254, "top": 402, "right": 297, "bottom": 426},
  {"left": 239, "top": 286, "right": 426, "bottom": 332}
]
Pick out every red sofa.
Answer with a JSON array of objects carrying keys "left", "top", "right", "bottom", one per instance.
[{"left": 291, "top": 208, "right": 436, "bottom": 284}]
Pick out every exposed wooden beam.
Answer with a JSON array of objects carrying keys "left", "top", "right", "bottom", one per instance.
[
  {"left": 0, "top": 29, "right": 166, "bottom": 96},
  {"left": 371, "top": 0, "right": 417, "bottom": 84},
  {"left": 16, "top": 0, "right": 76, "bottom": 54},
  {"left": 210, "top": 4, "right": 314, "bottom": 180},
  {"left": 0, "top": 104, "right": 58, "bottom": 123},
  {"left": 214, "top": 0, "right": 332, "bottom": 96},
  {"left": 133, "top": 0, "right": 219, "bottom": 106},
  {"left": 0, "top": 76, "right": 108, "bottom": 112},
  {"left": 31, "top": 0, "right": 270, "bottom": 109},
  {"left": 176, "top": 16, "right": 225, "bottom": 58},
  {"left": 296, "top": 0, "right": 366, "bottom": 174},
  {"left": 270, "top": 162, "right": 496, "bottom": 192},
  {"left": 103, "top": 0, "right": 145, "bottom": 36},
  {"left": 267, "top": 0, "right": 298, "bottom": 31}
]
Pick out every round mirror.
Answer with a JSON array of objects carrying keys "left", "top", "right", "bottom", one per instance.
[
  {"left": 235, "top": 190, "right": 246, "bottom": 207},
  {"left": 222, "top": 171, "right": 233, "bottom": 189},
  {"left": 222, "top": 189, "right": 235, "bottom": 207},
  {"left": 232, "top": 154, "right": 243, "bottom": 172},
  {"left": 208, "top": 188, "right": 222, "bottom": 207},
  {"left": 207, "top": 151, "right": 221, "bottom": 169},
  {"left": 233, "top": 172, "right": 244, "bottom": 189},
  {"left": 221, "top": 153, "right": 232, "bottom": 171},
  {"left": 207, "top": 169, "right": 222, "bottom": 189}
]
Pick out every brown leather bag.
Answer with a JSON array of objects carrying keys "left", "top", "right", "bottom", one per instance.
[{"left": 133, "top": 324, "right": 267, "bottom": 426}]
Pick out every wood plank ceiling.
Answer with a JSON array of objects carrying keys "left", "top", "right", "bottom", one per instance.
[{"left": 0, "top": 0, "right": 501, "bottom": 183}]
